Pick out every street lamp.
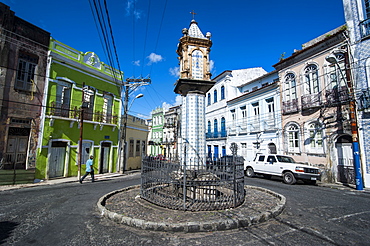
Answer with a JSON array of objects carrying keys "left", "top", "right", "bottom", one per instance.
[
  {"left": 121, "top": 92, "right": 144, "bottom": 173},
  {"left": 325, "top": 52, "right": 364, "bottom": 190}
]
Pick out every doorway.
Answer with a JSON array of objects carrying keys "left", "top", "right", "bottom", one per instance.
[
  {"left": 99, "top": 142, "right": 111, "bottom": 174},
  {"left": 335, "top": 135, "right": 354, "bottom": 184},
  {"left": 49, "top": 141, "right": 67, "bottom": 178}
]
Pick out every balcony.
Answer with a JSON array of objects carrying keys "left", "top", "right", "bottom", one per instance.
[
  {"left": 206, "top": 131, "right": 227, "bottom": 139},
  {"left": 360, "top": 18, "right": 370, "bottom": 39},
  {"left": 325, "top": 86, "right": 349, "bottom": 106},
  {"left": 301, "top": 94, "right": 321, "bottom": 110},
  {"left": 49, "top": 101, "right": 118, "bottom": 124},
  {"left": 282, "top": 99, "right": 299, "bottom": 115}
]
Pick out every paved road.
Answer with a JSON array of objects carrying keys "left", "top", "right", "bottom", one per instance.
[{"left": 1, "top": 173, "right": 370, "bottom": 245}]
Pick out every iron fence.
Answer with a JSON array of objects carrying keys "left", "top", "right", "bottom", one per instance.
[{"left": 141, "top": 155, "right": 245, "bottom": 211}]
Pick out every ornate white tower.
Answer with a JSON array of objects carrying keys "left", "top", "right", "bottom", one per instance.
[{"left": 174, "top": 18, "right": 214, "bottom": 166}]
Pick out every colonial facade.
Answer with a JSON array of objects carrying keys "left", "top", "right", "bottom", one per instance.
[
  {"left": 205, "top": 68, "right": 268, "bottom": 159},
  {"left": 343, "top": 0, "right": 370, "bottom": 186},
  {"left": 0, "top": 3, "right": 50, "bottom": 183},
  {"left": 125, "top": 114, "right": 148, "bottom": 170},
  {"left": 227, "top": 71, "right": 281, "bottom": 161},
  {"left": 273, "top": 26, "right": 353, "bottom": 183},
  {"left": 163, "top": 105, "right": 181, "bottom": 159},
  {"left": 36, "top": 38, "right": 122, "bottom": 179},
  {"left": 148, "top": 107, "right": 164, "bottom": 156}
]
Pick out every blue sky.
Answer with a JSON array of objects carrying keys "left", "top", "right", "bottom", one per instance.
[{"left": 3, "top": 0, "right": 345, "bottom": 118}]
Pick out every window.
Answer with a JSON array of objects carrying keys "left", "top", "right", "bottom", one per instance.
[
  {"left": 327, "top": 52, "right": 346, "bottom": 90},
  {"left": 16, "top": 52, "right": 38, "bottom": 91},
  {"left": 83, "top": 87, "right": 95, "bottom": 121},
  {"left": 252, "top": 102, "right": 260, "bottom": 116},
  {"left": 365, "top": 0, "right": 370, "bottom": 19},
  {"left": 287, "top": 123, "right": 300, "bottom": 153},
  {"left": 207, "top": 93, "right": 211, "bottom": 105},
  {"left": 308, "top": 122, "right": 323, "bottom": 150},
  {"left": 258, "top": 155, "right": 265, "bottom": 162},
  {"left": 103, "top": 94, "right": 113, "bottom": 123},
  {"left": 221, "top": 117, "right": 226, "bottom": 137},
  {"left": 214, "top": 89, "right": 217, "bottom": 103},
  {"left": 221, "top": 86, "right": 225, "bottom": 100},
  {"left": 207, "top": 120, "right": 211, "bottom": 137},
  {"left": 129, "top": 139, "right": 134, "bottom": 157},
  {"left": 283, "top": 73, "right": 297, "bottom": 102},
  {"left": 240, "top": 106, "right": 247, "bottom": 123},
  {"left": 230, "top": 109, "right": 236, "bottom": 127},
  {"left": 304, "top": 64, "right": 319, "bottom": 94},
  {"left": 55, "top": 82, "right": 71, "bottom": 117},
  {"left": 136, "top": 140, "right": 141, "bottom": 156},
  {"left": 266, "top": 98, "right": 275, "bottom": 113},
  {"left": 213, "top": 119, "right": 218, "bottom": 138}
]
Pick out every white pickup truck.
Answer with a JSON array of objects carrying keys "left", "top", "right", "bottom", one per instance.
[{"left": 244, "top": 154, "right": 321, "bottom": 185}]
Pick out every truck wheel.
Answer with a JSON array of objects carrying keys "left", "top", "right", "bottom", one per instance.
[
  {"left": 283, "top": 172, "right": 296, "bottom": 185},
  {"left": 245, "top": 167, "right": 255, "bottom": 177}
]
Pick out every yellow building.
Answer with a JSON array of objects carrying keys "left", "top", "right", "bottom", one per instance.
[{"left": 124, "top": 115, "right": 148, "bottom": 171}]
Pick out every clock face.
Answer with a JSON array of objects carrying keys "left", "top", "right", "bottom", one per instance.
[{"left": 192, "top": 50, "right": 203, "bottom": 79}]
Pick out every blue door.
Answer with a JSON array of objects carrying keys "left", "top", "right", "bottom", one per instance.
[{"left": 214, "top": 145, "right": 219, "bottom": 160}]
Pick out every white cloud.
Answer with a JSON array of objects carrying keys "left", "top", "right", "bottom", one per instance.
[
  {"left": 132, "top": 60, "right": 140, "bottom": 66},
  {"left": 147, "top": 53, "right": 163, "bottom": 65},
  {"left": 174, "top": 95, "right": 182, "bottom": 106},
  {"left": 126, "top": 0, "right": 142, "bottom": 20},
  {"left": 169, "top": 67, "right": 180, "bottom": 77},
  {"left": 162, "top": 102, "right": 172, "bottom": 111},
  {"left": 209, "top": 60, "right": 215, "bottom": 71}
]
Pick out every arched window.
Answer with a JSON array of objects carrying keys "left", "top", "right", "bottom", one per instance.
[
  {"left": 214, "top": 89, "right": 217, "bottom": 103},
  {"left": 286, "top": 123, "right": 300, "bottom": 153},
  {"left": 221, "top": 86, "right": 225, "bottom": 100},
  {"left": 207, "top": 120, "right": 211, "bottom": 138},
  {"left": 327, "top": 52, "right": 346, "bottom": 90},
  {"left": 207, "top": 93, "right": 211, "bottom": 105},
  {"left": 304, "top": 64, "right": 319, "bottom": 94},
  {"left": 307, "top": 122, "right": 323, "bottom": 152},
  {"left": 213, "top": 119, "right": 218, "bottom": 138},
  {"left": 221, "top": 117, "right": 226, "bottom": 137},
  {"left": 284, "top": 73, "right": 297, "bottom": 102}
]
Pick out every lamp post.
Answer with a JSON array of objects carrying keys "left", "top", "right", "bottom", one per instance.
[
  {"left": 120, "top": 92, "right": 144, "bottom": 173},
  {"left": 326, "top": 52, "right": 364, "bottom": 190}
]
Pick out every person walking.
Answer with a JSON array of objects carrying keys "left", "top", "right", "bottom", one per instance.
[{"left": 80, "top": 155, "right": 95, "bottom": 183}]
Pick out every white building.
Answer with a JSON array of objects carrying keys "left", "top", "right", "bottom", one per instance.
[
  {"left": 205, "top": 68, "right": 269, "bottom": 159},
  {"left": 227, "top": 71, "right": 282, "bottom": 161}
]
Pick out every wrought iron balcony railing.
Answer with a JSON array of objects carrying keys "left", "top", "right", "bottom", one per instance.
[
  {"left": 325, "top": 86, "right": 349, "bottom": 106},
  {"left": 282, "top": 98, "right": 299, "bottom": 115},
  {"left": 301, "top": 94, "right": 321, "bottom": 110}
]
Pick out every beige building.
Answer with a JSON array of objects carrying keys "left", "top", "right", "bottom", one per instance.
[
  {"left": 273, "top": 26, "right": 354, "bottom": 183},
  {"left": 124, "top": 115, "right": 148, "bottom": 171}
]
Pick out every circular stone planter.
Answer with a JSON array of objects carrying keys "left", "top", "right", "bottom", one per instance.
[{"left": 97, "top": 185, "right": 286, "bottom": 233}]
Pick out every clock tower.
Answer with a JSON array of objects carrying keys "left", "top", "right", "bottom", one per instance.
[{"left": 174, "top": 17, "right": 214, "bottom": 166}]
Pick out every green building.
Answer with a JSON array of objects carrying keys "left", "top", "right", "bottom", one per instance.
[
  {"left": 36, "top": 38, "right": 122, "bottom": 179},
  {"left": 148, "top": 107, "right": 164, "bottom": 156}
]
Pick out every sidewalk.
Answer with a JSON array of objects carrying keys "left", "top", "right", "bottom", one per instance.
[{"left": 0, "top": 170, "right": 140, "bottom": 192}]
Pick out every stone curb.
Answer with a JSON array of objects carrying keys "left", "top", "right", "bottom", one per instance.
[{"left": 97, "top": 185, "right": 286, "bottom": 233}]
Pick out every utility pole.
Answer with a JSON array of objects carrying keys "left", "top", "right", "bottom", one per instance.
[
  {"left": 120, "top": 77, "right": 150, "bottom": 173},
  {"left": 326, "top": 51, "right": 364, "bottom": 190},
  {"left": 78, "top": 83, "right": 86, "bottom": 180}
]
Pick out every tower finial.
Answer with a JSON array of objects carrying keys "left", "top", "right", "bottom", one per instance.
[{"left": 190, "top": 10, "right": 197, "bottom": 20}]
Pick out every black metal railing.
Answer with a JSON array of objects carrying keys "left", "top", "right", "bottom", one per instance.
[{"left": 141, "top": 155, "right": 245, "bottom": 211}]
